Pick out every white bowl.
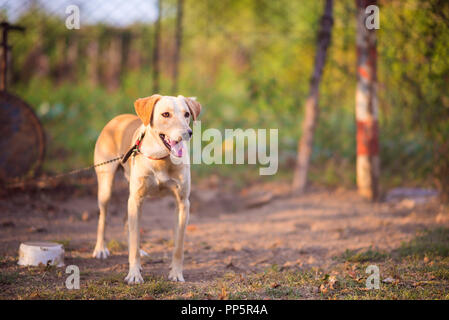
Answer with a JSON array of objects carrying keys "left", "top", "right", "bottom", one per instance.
[{"left": 18, "top": 241, "right": 65, "bottom": 267}]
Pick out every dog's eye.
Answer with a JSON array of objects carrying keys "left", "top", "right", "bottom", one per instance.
[
  {"left": 184, "top": 112, "right": 190, "bottom": 118},
  {"left": 161, "top": 112, "right": 170, "bottom": 118}
]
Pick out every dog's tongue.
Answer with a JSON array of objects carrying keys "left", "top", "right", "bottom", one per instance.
[{"left": 170, "top": 141, "right": 183, "bottom": 157}]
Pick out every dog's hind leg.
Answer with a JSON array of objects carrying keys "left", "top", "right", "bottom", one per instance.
[{"left": 93, "top": 168, "right": 116, "bottom": 259}]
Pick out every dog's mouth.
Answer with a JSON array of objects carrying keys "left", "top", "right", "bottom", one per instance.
[{"left": 159, "top": 133, "right": 184, "bottom": 157}]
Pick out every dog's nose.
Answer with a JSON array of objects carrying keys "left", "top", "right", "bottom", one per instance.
[{"left": 181, "top": 130, "right": 192, "bottom": 141}]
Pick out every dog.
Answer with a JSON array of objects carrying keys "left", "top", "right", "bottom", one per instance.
[{"left": 92, "top": 94, "right": 202, "bottom": 284}]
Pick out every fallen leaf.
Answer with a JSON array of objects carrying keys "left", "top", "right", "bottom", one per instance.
[
  {"left": 81, "top": 211, "right": 90, "bottom": 221},
  {"left": 251, "top": 257, "right": 269, "bottom": 266},
  {"left": 187, "top": 224, "right": 198, "bottom": 232},
  {"left": 219, "top": 286, "right": 228, "bottom": 300},
  {"left": 244, "top": 192, "right": 273, "bottom": 208},
  {"left": 28, "top": 292, "right": 40, "bottom": 299},
  {"left": 328, "top": 276, "right": 339, "bottom": 289},
  {"left": 1, "top": 221, "right": 15, "bottom": 228},
  {"left": 27, "top": 226, "right": 47, "bottom": 233},
  {"left": 319, "top": 284, "right": 328, "bottom": 294},
  {"left": 382, "top": 277, "right": 399, "bottom": 284},
  {"left": 204, "top": 293, "right": 214, "bottom": 300},
  {"left": 149, "top": 259, "right": 164, "bottom": 264},
  {"left": 281, "top": 260, "right": 300, "bottom": 270}
]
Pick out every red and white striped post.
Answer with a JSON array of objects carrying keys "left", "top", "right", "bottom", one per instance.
[{"left": 355, "top": 0, "right": 379, "bottom": 201}]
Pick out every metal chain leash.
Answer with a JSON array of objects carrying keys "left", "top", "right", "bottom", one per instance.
[{"left": 3, "top": 154, "right": 124, "bottom": 189}]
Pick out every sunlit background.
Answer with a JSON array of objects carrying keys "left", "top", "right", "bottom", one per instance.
[{"left": 0, "top": 0, "right": 448, "bottom": 194}]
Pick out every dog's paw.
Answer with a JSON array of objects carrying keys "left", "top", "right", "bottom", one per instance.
[
  {"left": 139, "top": 249, "right": 149, "bottom": 257},
  {"left": 92, "top": 246, "right": 110, "bottom": 259},
  {"left": 168, "top": 267, "right": 185, "bottom": 282},
  {"left": 125, "top": 266, "right": 144, "bottom": 285}
]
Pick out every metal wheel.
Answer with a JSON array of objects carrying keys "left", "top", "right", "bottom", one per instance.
[{"left": 0, "top": 91, "right": 45, "bottom": 183}]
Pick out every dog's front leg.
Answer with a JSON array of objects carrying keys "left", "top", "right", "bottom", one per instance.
[
  {"left": 124, "top": 190, "right": 144, "bottom": 284},
  {"left": 169, "top": 191, "right": 189, "bottom": 282}
]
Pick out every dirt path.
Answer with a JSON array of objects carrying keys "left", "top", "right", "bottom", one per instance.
[{"left": 1, "top": 177, "right": 447, "bottom": 297}]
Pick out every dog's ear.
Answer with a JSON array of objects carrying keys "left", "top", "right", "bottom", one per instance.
[
  {"left": 134, "top": 94, "right": 162, "bottom": 126},
  {"left": 183, "top": 96, "right": 202, "bottom": 121}
]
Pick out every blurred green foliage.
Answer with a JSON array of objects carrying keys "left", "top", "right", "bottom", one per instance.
[{"left": 2, "top": 0, "right": 448, "bottom": 193}]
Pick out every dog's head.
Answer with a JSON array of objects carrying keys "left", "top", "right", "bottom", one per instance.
[{"left": 134, "top": 94, "right": 202, "bottom": 157}]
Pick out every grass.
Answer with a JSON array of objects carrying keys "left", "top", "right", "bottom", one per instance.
[
  {"left": 395, "top": 228, "right": 449, "bottom": 258},
  {"left": 1, "top": 228, "right": 449, "bottom": 300},
  {"left": 53, "top": 239, "right": 72, "bottom": 250},
  {"left": 107, "top": 239, "right": 127, "bottom": 253},
  {"left": 0, "top": 272, "right": 21, "bottom": 285},
  {"left": 10, "top": 76, "right": 435, "bottom": 191},
  {"left": 337, "top": 247, "right": 389, "bottom": 263}
]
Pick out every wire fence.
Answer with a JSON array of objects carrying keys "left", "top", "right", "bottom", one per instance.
[
  {"left": 0, "top": 0, "right": 163, "bottom": 91},
  {"left": 1, "top": 0, "right": 157, "bottom": 27},
  {"left": 0, "top": 0, "right": 437, "bottom": 188}
]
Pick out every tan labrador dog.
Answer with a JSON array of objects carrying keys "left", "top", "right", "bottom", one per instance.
[{"left": 92, "top": 94, "right": 201, "bottom": 284}]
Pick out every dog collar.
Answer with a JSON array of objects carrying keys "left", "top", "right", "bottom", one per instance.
[
  {"left": 122, "top": 132, "right": 169, "bottom": 163},
  {"left": 135, "top": 136, "right": 170, "bottom": 160}
]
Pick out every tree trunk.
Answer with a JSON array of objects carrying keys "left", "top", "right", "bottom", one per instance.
[
  {"left": 126, "top": 36, "right": 142, "bottom": 71},
  {"left": 86, "top": 39, "right": 99, "bottom": 86},
  {"left": 152, "top": 0, "right": 162, "bottom": 93},
  {"left": 292, "top": 0, "right": 334, "bottom": 193},
  {"left": 103, "top": 36, "right": 122, "bottom": 91},
  {"left": 355, "top": 0, "right": 379, "bottom": 201},
  {"left": 21, "top": 34, "right": 50, "bottom": 83},
  {"left": 65, "top": 37, "right": 78, "bottom": 82},
  {"left": 172, "top": 0, "right": 184, "bottom": 94}
]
